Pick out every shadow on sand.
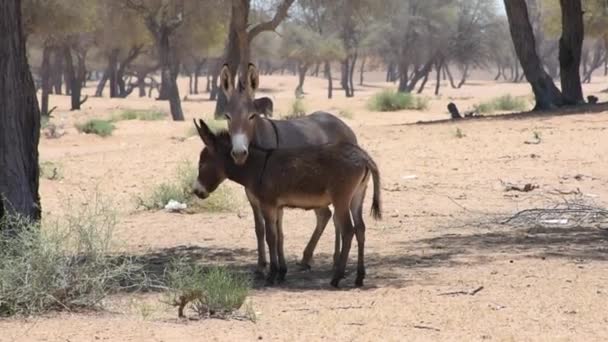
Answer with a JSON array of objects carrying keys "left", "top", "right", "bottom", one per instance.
[{"left": 118, "top": 223, "right": 608, "bottom": 292}]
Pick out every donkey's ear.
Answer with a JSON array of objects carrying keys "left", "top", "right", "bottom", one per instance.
[
  {"left": 194, "top": 119, "right": 215, "bottom": 150},
  {"left": 219, "top": 64, "right": 234, "bottom": 98},
  {"left": 245, "top": 63, "right": 259, "bottom": 97}
]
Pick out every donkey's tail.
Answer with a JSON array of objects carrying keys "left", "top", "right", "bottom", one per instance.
[{"left": 366, "top": 154, "right": 382, "bottom": 220}]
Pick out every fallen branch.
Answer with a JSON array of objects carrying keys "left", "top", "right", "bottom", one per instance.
[
  {"left": 439, "top": 286, "right": 484, "bottom": 296},
  {"left": 413, "top": 325, "right": 441, "bottom": 332}
]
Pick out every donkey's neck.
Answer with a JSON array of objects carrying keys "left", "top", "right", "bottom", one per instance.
[{"left": 253, "top": 117, "right": 279, "bottom": 149}]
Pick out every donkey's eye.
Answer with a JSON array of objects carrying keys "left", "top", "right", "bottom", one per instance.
[
  {"left": 248, "top": 113, "right": 257, "bottom": 120},
  {"left": 224, "top": 113, "right": 231, "bottom": 121}
]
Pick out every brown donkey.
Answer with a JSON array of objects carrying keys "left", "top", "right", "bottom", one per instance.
[
  {"left": 218, "top": 63, "right": 358, "bottom": 275},
  {"left": 193, "top": 119, "right": 382, "bottom": 287}
]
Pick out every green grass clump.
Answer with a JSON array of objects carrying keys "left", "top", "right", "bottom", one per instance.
[
  {"left": 113, "top": 110, "right": 166, "bottom": 122},
  {"left": 0, "top": 199, "right": 142, "bottom": 316},
  {"left": 137, "top": 161, "right": 236, "bottom": 212},
  {"left": 166, "top": 259, "right": 250, "bottom": 318},
  {"left": 338, "top": 108, "right": 354, "bottom": 119},
  {"left": 368, "top": 90, "right": 428, "bottom": 111},
  {"left": 40, "top": 161, "right": 63, "bottom": 180},
  {"left": 75, "top": 119, "right": 115, "bottom": 137},
  {"left": 474, "top": 94, "right": 528, "bottom": 114},
  {"left": 284, "top": 99, "right": 307, "bottom": 119}
]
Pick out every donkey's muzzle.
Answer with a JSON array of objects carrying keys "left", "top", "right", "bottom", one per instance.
[{"left": 231, "top": 149, "right": 249, "bottom": 165}]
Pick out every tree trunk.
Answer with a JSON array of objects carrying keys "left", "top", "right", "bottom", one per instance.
[
  {"left": 444, "top": 64, "right": 458, "bottom": 88},
  {"left": 325, "top": 61, "right": 333, "bottom": 99},
  {"left": 504, "top": 0, "right": 563, "bottom": 110},
  {"left": 0, "top": 0, "right": 42, "bottom": 231},
  {"left": 558, "top": 0, "right": 584, "bottom": 104},
  {"left": 417, "top": 70, "right": 429, "bottom": 93},
  {"left": 117, "top": 46, "right": 142, "bottom": 98},
  {"left": 434, "top": 59, "right": 443, "bottom": 95},
  {"left": 296, "top": 62, "right": 310, "bottom": 94},
  {"left": 136, "top": 70, "right": 147, "bottom": 97},
  {"left": 95, "top": 71, "right": 109, "bottom": 97},
  {"left": 51, "top": 48, "right": 63, "bottom": 94},
  {"left": 157, "top": 33, "right": 171, "bottom": 101},
  {"left": 40, "top": 44, "right": 52, "bottom": 116},
  {"left": 359, "top": 56, "right": 366, "bottom": 86},
  {"left": 63, "top": 45, "right": 84, "bottom": 110},
  {"left": 108, "top": 49, "right": 119, "bottom": 98},
  {"left": 348, "top": 52, "right": 357, "bottom": 97},
  {"left": 340, "top": 59, "right": 350, "bottom": 96},
  {"left": 456, "top": 64, "right": 469, "bottom": 88},
  {"left": 167, "top": 57, "right": 184, "bottom": 121}
]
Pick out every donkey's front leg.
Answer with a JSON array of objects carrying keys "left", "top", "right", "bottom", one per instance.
[
  {"left": 261, "top": 206, "right": 280, "bottom": 286},
  {"left": 246, "top": 190, "right": 267, "bottom": 277}
]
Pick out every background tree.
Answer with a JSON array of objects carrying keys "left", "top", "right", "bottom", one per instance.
[
  {"left": 0, "top": 0, "right": 41, "bottom": 231},
  {"left": 213, "top": 0, "right": 296, "bottom": 118}
]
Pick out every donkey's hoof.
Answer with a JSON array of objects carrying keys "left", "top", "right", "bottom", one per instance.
[
  {"left": 265, "top": 278, "right": 275, "bottom": 287},
  {"left": 330, "top": 278, "right": 341, "bottom": 288}
]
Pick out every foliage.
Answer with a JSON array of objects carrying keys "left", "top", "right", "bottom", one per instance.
[
  {"left": 40, "top": 161, "right": 63, "bottom": 180},
  {"left": 75, "top": 119, "right": 115, "bottom": 137},
  {"left": 284, "top": 99, "right": 307, "bottom": 119},
  {"left": 474, "top": 95, "right": 529, "bottom": 114},
  {"left": 137, "top": 161, "right": 235, "bottom": 212},
  {"left": 113, "top": 109, "right": 166, "bottom": 122},
  {"left": 368, "top": 90, "right": 429, "bottom": 111},
  {"left": 0, "top": 199, "right": 142, "bottom": 316},
  {"left": 165, "top": 260, "right": 250, "bottom": 318}
]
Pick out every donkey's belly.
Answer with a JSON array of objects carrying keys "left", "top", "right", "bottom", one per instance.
[{"left": 277, "top": 192, "right": 332, "bottom": 210}]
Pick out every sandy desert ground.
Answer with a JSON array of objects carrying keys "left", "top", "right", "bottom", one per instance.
[{"left": 1, "top": 71, "right": 608, "bottom": 341}]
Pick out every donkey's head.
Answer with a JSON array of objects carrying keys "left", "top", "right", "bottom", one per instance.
[
  {"left": 219, "top": 63, "right": 260, "bottom": 165},
  {"left": 192, "top": 119, "right": 230, "bottom": 199}
]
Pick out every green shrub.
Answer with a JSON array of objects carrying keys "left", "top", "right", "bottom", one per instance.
[
  {"left": 75, "top": 119, "right": 115, "bottom": 137},
  {"left": 284, "top": 99, "right": 307, "bottom": 119},
  {"left": 113, "top": 110, "right": 166, "bottom": 122},
  {"left": 40, "top": 161, "right": 63, "bottom": 180},
  {"left": 0, "top": 200, "right": 142, "bottom": 316},
  {"left": 137, "top": 161, "right": 236, "bottom": 212},
  {"left": 368, "top": 90, "right": 428, "bottom": 111},
  {"left": 166, "top": 260, "right": 250, "bottom": 318},
  {"left": 338, "top": 109, "right": 354, "bottom": 119},
  {"left": 474, "top": 94, "right": 528, "bottom": 114}
]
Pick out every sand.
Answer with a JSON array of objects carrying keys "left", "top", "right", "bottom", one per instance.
[{"left": 1, "top": 71, "right": 608, "bottom": 342}]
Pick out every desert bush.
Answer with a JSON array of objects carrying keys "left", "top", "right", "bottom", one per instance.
[
  {"left": 284, "top": 99, "right": 307, "bottom": 119},
  {"left": 40, "top": 161, "right": 63, "bottom": 180},
  {"left": 166, "top": 259, "right": 250, "bottom": 318},
  {"left": 137, "top": 161, "right": 235, "bottom": 212},
  {"left": 338, "top": 108, "right": 354, "bottom": 119},
  {"left": 75, "top": 119, "right": 115, "bottom": 137},
  {"left": 0, "top": 199, "right": 142, "bottom": 316},
  {"left": 113, "top": 110, "right": 166, "bottom": 122},
  {"left": 474, "top": 94, "right": 528, "bottom": 114},
  {"left": 368, "top": 90, "right": 428, "bottom": 111}
]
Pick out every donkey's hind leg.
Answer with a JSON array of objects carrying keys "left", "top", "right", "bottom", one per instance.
[
  {"left": 246, "top": 190, "right": 267, "bottom": 277},
  {"left": 330, "top": 204, "right": 355, "bottom": 288},
  {"left": 276, "top": 208, "right": 288, "bottom": 282},
  {"left": 300, "top": 207, "right": 332, "bottom": 270},
  {"left": 350, "top": 184, "right": 368, "bottom": 287}
]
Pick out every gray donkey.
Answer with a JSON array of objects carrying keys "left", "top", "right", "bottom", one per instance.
[{"left": 216, "top": 63, "right": 358, "bottom": 275}]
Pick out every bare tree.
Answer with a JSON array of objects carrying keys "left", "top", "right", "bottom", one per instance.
[
  {"left": 504, "top": 0, "right": 563, "bottom": 110},
  {"left": 558, "top": 0, "right": 584, "bottom": 104},
  {"left": 214, "top": 0, "right": 295, "bottom": 118}
]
